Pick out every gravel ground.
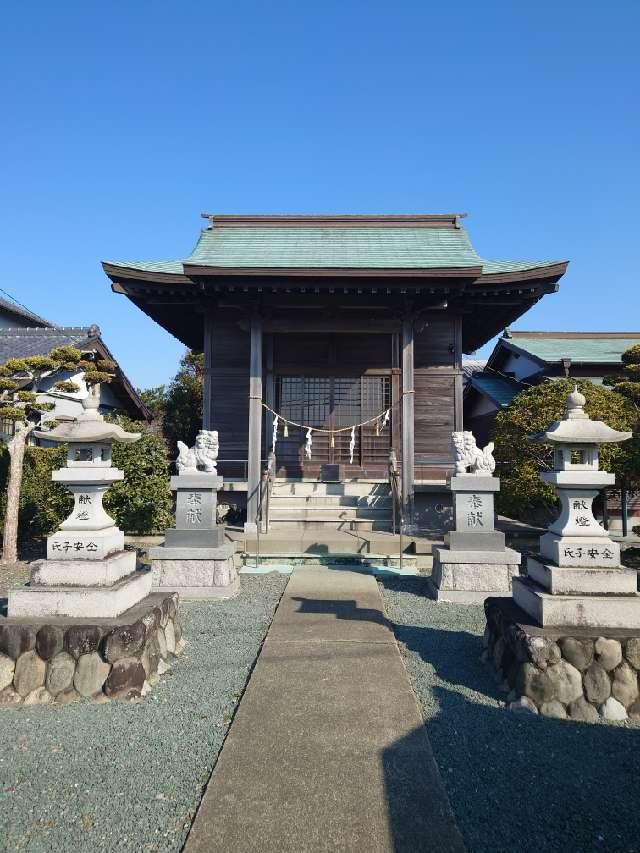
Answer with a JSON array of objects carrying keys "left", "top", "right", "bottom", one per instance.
[
  {"left": 0, "top": 573, "right": 287, "bottom": 853},
  {"left": 380, "top": 577, "right": 640, "bottom": 853}
]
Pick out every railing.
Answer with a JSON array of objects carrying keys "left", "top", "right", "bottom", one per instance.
[
  {"left": 254, "top": 452, "right": 276, "bottom": 570},
  {"left": 388, "top": 450, "right": 404, "bottom": 572}
]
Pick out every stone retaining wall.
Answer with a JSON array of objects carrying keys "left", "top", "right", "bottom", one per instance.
[
  {"left": 0, "top": 593, "right": 183, "bottom": 706},
  {"left": 484, "top": 597, "right": 640, "bottom": 723}
]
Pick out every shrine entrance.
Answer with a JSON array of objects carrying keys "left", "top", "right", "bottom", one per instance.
[{"left": 273, "top": 374, "right": 392, "bottom": 477}]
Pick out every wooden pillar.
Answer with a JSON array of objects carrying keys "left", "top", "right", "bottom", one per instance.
[
  {"left": 453, "top": 316, "right": 464, "bottom": 431},
  {"left": 202, "top": 313, "right": 214, "bottom": 430},
  {"left": 245, "top": 311, "right": 263, "bottom": 533},
  {"left": 401, "top": 315, "right": 415, "bottom": 526},
  {"left": 265, "top": 334, "right": 275, "bottom": 451},
  {"left": 391, "top": 332, "right": 401, "bottom": 458}
]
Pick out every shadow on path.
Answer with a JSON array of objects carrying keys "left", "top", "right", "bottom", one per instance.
[{"left": 294, "top": 582, "right": 640, "bottom": 853}]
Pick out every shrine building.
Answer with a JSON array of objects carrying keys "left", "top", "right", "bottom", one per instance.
[{"left": 103, "top": 214, "right": 567, "bottom": 532}]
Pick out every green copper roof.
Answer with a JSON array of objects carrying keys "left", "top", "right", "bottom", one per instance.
[
  {"left": 106, "top": 222, "right": 562, "bottom": 274},
  {"left": 507, "top": 335, "right": 640, "bottom": 364},
  {"left": 468, "top": 374, "right": 523, "bottom": 407}
]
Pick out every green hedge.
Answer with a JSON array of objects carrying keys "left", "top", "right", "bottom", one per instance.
[
  {"left": 493, "top": 378, "right": 639, "bottom": 524},
  {"left": 0, "top": 414, "right": 173, "bottom": 541}
]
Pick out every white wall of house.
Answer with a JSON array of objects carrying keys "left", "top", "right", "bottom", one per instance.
[{"left": 499, "top": 350, "right": 541, "bottom": 381}]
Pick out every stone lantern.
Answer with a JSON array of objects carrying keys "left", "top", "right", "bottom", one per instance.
[
  {"left": 9, "top": 387, "right": 152, "bottom": 618},
  {"left": 512, "top": 386, "right": 639, "bottom": 627}
]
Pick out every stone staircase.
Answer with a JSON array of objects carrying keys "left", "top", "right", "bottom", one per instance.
[
  {"left": 235, "top": 480, "right": 437, "bottom": 574},
  {"left": 267, "top": 480, "right": 393, "bottom": 532}
]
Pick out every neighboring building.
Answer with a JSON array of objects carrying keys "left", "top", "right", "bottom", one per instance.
[
  {"left": 465, "top": 330, "right": 640, "bottom": 445},
  {"left": 103, "top": 212, "right": 567, "bottom": 530},
  {"left": 0, "top": 296, "right": 50, "bottom": 330},
  {"left": 464, "top": 330, "right": 640, "bottom": 532},
  {"left": 0, "top": 304, "right": 149, "bottom": 441}
]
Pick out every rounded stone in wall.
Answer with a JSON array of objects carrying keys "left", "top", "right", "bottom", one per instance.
[
  {"left": 36, "top": 625, "right": 65, "bottom": 661},
  {"left": 567, "top": 696, "right": 599, "bottom": 723},
  {"left": 46, "top": 652, "right": 76, "bottom": 697},
  {"left": 74, "top": 652, "right": 111, "bottom": 698},
  {"left": 628, "top": 697, "right": 640, "bottom": 720},
  {"left": 584, "top": 662, "right": 611, "bottom": 705},
  {"left": 24, "top": 687, "right": 52, "bottom": 705},
  {"left": 624, "top": 637, "right": 640, "bottom": 670},
  {"left": 492, "top": 637, "right": 505, "bottom": 670},
  {"left": 167, "top": 595, "right": 178, "bottom": 620},
  {"left": 155, "top": 627, "right": 168, "bottom": 659},
  {"left": 558, "top": 637, "right": 594, "bottom": 672},
  {"left": 546, "top": 660, "right": 583, "bottom": 704},
  {"left": 540, "top": 700, "right": 567, "bottom": 719},
  {"left": 515, "top": 663, "right": 555, "bottom": 705},
  {"left": 601, "top": 696, "right": 627, "bottom": 721},
  {"left": 0, "top": 653, "right": 15, "bottom": 691},
  {"left": 165, "top": 621, "right": 176, "bottom": 655},
  {"left": 103, "top": 622, "right": 146, "bottom": 664},
  {"left": 104, "top": 657, "right": 146, "bottom": 699},
  {"left": 65, "top": 626, "right": 102, "bottom": 660},
  {"left": 594, "top": 637, "right": 622, "bottom": 672},
  {"left": 611, "top": 661, "right": 639, "bottom": 708},
  {"left": 14, "top": 650, "right": 46, "bottom": 697},
  {"left": 141, "top": 641, "right": 159, "bottom": 679},
  {"left": 0, "top": 624, "right": 36, "bottom": 660},
  {"left": 527, "top": 636, "right": 561, "bottom": 670},
  {"left": 0, "top": 687, "right": 22, "bottom": 705},
  {"left": 55, "top": 687, "right": 81, "bottom": 705}
]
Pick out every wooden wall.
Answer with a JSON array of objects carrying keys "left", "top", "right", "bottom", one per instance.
[
  {"left": 204, "top": 315, "right": 250, "bottom": 477},
  {"left": 204, "top": 310, "right": 462, "bottom": 480},
  {"left": 412, "top": 315, "right": 460, "bottom": 476}
]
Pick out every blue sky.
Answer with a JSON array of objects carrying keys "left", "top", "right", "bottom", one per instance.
[{"left": 1, "top": 1, "right": 638, "bottom": 389}]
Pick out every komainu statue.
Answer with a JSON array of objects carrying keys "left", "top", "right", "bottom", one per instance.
[
  {"left": 452, "top": 431, "right": 496, "bottom": 475},
  {"left": 176, "top": 429, "right": 219, "bottom": 474}
]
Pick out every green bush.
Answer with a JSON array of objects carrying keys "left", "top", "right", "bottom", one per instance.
[
  {"left": 0, "top": 415, "right": 174, "bottom": 540},
  {"left": 493, "top": 379, "right": 639, "bottom": 524},
  {"left": 103, "top": 414, "right": 173, "bottom": 534},
  {"left": 0, "top": 444, "right": 72, "bottom": 540}
]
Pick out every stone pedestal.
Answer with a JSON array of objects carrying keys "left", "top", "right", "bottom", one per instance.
[
  {"left": 8, "top": 400, "right": 151, "bottom": 619},
  {"left": 150, "top": 473, "right": 238, "bottom": 599},
  {"left": 431, "top": 475, "right": 520, "bottom": 603},
  {"left": 485, "top": 596, "right": 640, "bottom": 722},
  {"left": 513, "top": 471, "right": 640, "bottom": 628},
  {"left": 0, "top": 593, "right": 184, "bottom": 706}
]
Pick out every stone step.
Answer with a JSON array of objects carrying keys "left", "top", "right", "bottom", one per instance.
[
  {"left": 271, "top": 481, "right": 391, "bottom": 498},
  {"left": 268, "top": 506, "right": 390, "bottom": 522},
  {"left": 239, "top": 553, "right": 422, "bottom": 576},
  {"left": 269, "top": 494, "right": 392, "bottom": 508},
  {"left": 267, "top": 519, "right": 383, "bottom": 533},
  {"left": 236, "top": 529, "right": 437, "bottom": 557},
  {"left": 513, "top": 576, "right": 640, "bottom": 629}
]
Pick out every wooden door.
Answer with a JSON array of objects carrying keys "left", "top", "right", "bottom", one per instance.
[{"left": 274, "top": 375, "right": 391, "bottom": 477}]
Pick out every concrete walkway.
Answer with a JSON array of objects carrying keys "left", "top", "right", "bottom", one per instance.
[{"left": 186, "top": 567, "right": 465, "bottom": 852}]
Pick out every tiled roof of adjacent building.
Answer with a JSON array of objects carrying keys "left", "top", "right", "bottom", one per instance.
[
  {"left": 0, "top": 326, "right": 99, "bottom": 362},
  {"left": 502, "top": 331, "right": 640, "bottom": 364},
  {"left": 0, "top": 325, "right": 149, "bottom": 421},
  {"left": 0, "top": 296, "right": 51, "bottom": 328},
  {"left": 467, "top": 373, "right": 524, "bottom": 407},
  {"left": 104, "top": 214, "right": 564, "bottom": 275},
  {"left": 461, "top": 359, "right": 487, "bottom": 382}
]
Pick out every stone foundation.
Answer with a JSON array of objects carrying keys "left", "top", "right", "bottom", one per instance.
[
  {"left": 484, "top": 597, "right": 640, "bottom": 723},
  {"left": 150, "top": 542, "right": 239, "bottom": 599},
  {"left": 430, "top": 547, "right": 520, "bottom": 603},
  {"left": 0, "top": 593, "right": 184, "bottom": 707}
]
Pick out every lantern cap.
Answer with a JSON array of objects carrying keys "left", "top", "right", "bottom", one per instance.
[{"left": 528, "top": 387, "right": 632, "bottom": 445}]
